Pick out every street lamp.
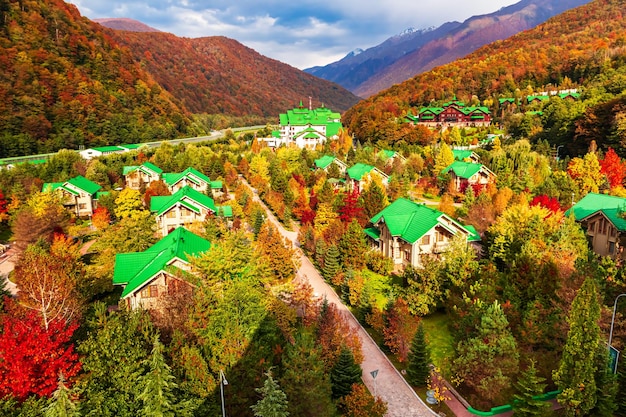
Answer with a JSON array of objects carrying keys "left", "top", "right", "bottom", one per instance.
[
  {"left": 609, "top": 294, "right": 626, "bottom": 372},
  {"left": 555, "top": 145, "right": 564, "bottom": 161},
  {"left": 220, "top": 370, "right": 228, "bottom": 417}
]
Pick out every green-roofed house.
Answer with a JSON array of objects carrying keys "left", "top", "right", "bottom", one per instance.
[
  {"left": 377, "top": 150, "right": 406, "bottom": 167},
  {"left": 275, "top": 101, "right": 343, "bottom": 149},
  {"left": 112, "top": 227, "right": 211, "bottom": 310},
  {"left": 442, "top": 161, "right": 496, "bottom": 193},
  {"left": 410, "top": 100, "right": 491, "bottom": 128},
  {"left": 452, "top": 149, "right": 480, "bottom": 164},
  {"left": 566, "top": 192, "right": 626, "bottom": 259},
  {"left": 365, "top": 198, "right": 476, "bottom": 270},
  {"left": 79, "top": 144, "right": 140, "bottom": 160},
  {"left": 162, "top": 167, "right": 219, "bottom": 195},
  {"left": 314, "top": 155, "right": 347, "bottom": 176},
  {"left": 347, "top": 163, "right": 389, "bottom": 191},
  {"left": 42, "top": 175, "right": 102, "bottom": 217},
  {"left": 150, "top": 185, "right": 222, "bottom": 236},
  {"left": 123, "top": 162, "right": 163, "bottom": 190}
]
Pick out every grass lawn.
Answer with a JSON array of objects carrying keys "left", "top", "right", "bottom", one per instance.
[{"left": 422, "top": 312, "right": 455, "bottom": 373}]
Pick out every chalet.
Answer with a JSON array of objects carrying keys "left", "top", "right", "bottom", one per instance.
[
  {"left": 314, "top": 155, "right": 348, "bottom": 176},
  {"left": 408, "top": 100, "right": 491, "bottom": 128},
  {"left": 42, "top": 175, "right": 102, "bottom": 217},
  {"left": 150, "top": 186, "right": 230, "bottom": 236},
  {"left": 263, "top": 101, "right": 342, "bottom": 149},
  {"left": 346, "top": 163, "right": 389, "bottom": 191},
  {"left": 452, "top": 149, "right": 481, "bottom": 164},
  {"left": 364, "top": 198, "right": 478, "bottom": 270},
  {"left": 79, "top": 144, "right": 141, "bottom": 160},
  {"left": 566, "top": 193, "right": 626, "bottom": 260},
  {"left": 123, "top": 162, "right": 163, "bottom": 190},
  {"left": 377, "top": 150, "right": 406, "bottom": 166},
  {"left": 526, "top": 95, "right": 550, "bottom": 105},
  {"left": 112, "top": 228, "right": 211, "bottom": 310},
  {"left": 162, "top": 167, "right": 222, "bottom": 197},
  {"left": 442, "top": 161, "right": 496, "bottom": 193}
]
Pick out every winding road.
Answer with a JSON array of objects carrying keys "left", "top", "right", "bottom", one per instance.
[{"left": 243, "top": 178, "right": 437, "bottom": 417}]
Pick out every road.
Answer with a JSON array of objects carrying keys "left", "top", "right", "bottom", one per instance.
[
  {"left": 243, "top": 179, "right": 437, "bottom": 417},
  {"left": 0, "top": 248, "right": 18, "bottom": 296}
]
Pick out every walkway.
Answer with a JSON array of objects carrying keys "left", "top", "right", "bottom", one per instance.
[
  {"left": 0, "top": 248, "right": 17, "bottom": 296},
  {"left": 243, "top": 179, "right": 437, "bottom": 417}
]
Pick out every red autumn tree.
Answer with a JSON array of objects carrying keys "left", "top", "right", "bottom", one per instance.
[
  {"left": 529, "top": 194, "right": 562, "bottom": 215},
  {"left": 91, "top": 206, "right": 111, "bottom": 231},
  {"left": 0, "top": 301, "right": 81, "bottom": 401},
  {"left": 339, "top": 188, "right": 365, "bottom": 226},
  {"left": 600, "top": 147, "right": 626, "bottom": 189},
  {"left": 142, "top": 180, "right": 171, "bottom": 207},
  {"left": 383, "top": 297, "right": 420, "bottom": 362}
]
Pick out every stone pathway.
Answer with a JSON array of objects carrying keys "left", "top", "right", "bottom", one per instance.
[{"left": 242, "top": 179, "right": 437, "bottom": 417}]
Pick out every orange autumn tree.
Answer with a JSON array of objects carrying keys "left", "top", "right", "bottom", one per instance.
[{"left": 600, "top": 147, "right": 626, "bottom": 190}]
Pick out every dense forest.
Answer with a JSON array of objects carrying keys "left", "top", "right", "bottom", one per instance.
[{"left": 343, "top": 0, "right": 626, "bottom": 158}]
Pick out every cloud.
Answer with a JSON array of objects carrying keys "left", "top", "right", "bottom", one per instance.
[{"left": 69, "top": 0, "right": 519, "bottom": 69}]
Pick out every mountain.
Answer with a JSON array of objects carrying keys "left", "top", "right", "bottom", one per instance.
[
  {"left": 92, "top": 18, "right": 160, "bottom": 32},
  {"left": 307, "top": 0, "right": 592, "bottom": 98},
  {"left": 96, "top": 29, "right": 361, "bottom": 116},
  {"left": 342, "top": 0, "right": 626, "bottom": 147},
  {"left": 0, "top": 0, "right": 192, "bottom": 157}
]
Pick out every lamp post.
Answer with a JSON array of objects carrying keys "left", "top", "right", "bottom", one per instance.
[
  {"left": 220, "top": 370, "right": 228, "bottom": 417},
  {"left": 555, "top": 145, "right": 564, "bottom": 161},
  {"left": 609, "top": 294, "right": 626, "bottom": 349}
]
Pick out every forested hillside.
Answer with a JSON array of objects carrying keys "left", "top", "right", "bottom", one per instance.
[
  {"left": 0, "top": 0, "right": 194, "bottom": 156},
  {"left": 343, "top": 0, "right": 626, "bottom": 157},
  {"left": 104, "top": 31, "right": 361, "bottom": 116}
]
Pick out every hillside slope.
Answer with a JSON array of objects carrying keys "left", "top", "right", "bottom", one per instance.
[
  {"left": 343, "top": 0, "right": 626, "bottom": 145},
  {"left": 101, "top": 30, "right": 361, "bottom": 116},
  {"left": 0, "top": 0, "right": 192, "bottom": 156}
]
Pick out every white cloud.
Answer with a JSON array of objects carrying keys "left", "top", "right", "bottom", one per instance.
[{"left": 69, "top": 0, "right": 521, "bottom": 68}]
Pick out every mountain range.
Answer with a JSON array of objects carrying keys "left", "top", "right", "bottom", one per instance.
[{"left": 305, "top": 0, "right": 592, "bottom": 98}]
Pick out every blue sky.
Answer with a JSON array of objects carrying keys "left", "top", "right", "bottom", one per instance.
[{"left": 69, "top": 0, "right": 519, "bottom": 69}]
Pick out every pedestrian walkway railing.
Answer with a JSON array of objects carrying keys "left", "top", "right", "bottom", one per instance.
[{"left": 466, "top": 391, "right": 560, "bottom": 416}]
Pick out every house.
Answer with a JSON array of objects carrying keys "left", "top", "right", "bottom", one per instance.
[
  {"left": 112, "top": 227, "right": 211, "bottom": 310},
  {"left": 377, "top": 150, "right": 406, "bottom": 166},
  {"left": 346, "top": 163, "right": 389, "bottom": 191},
  {"left": 162, "top": 167, "right": 222, "bottom": 196},
  {"left": 452, "top": 149, "right": 481, "bottom": 164},
  {"left": 314, "top": 155, "right": 348, "bottom": 176},
  {"left": 566, "top": 193, "right": 626, "bottom": 259},
  {"left": 42, "top": 175, "right": 102, "bottom": 217},
  {"left": 441, "top": 161, "right": 496, "bottom": 193},
  {"left": 150, "top": 185, "right": 230, "bottom": 236},
  {"left": 262, "top": 101, "right": 342, "bottom": 149},
  {"left": 123, "top": 162, "right": 163, "bottom": 190},
  {"left": 79, "top": 144, "right": 141, "bottom": 160},
  {"left": 364, "top": 198, "right": 478, "bottom": 270},
  {"left": 408, "top": 100, "right": 491, "bottom": 128}
]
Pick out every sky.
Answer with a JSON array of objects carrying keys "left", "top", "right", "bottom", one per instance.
[{"left": 69, "top": 0, "right": 520, "bottom": 70}]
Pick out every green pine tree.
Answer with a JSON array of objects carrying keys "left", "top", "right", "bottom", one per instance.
[
  {"left": 251, "top": 371, "right": 290, "bottom": 417},
  {"left": 553, "top": 277, "right": 602, "bottom": 416},
  {"left": 338, "top": 219, "right": 368, "bottom": 271},
  {"left": 138, "top": 335, "right": 195, "bottom": 417},
  {"left": 330, "top": 347, "right": 362, "bottom": 399},
  {"left": 616, "top": 363, "right": 626, "bottom": 416},
  {"left": 511, "top": 360, "right": 551, "bottom": 417},
  {"left": 591, "top": 350, "right": 618, "bottom": 417},
  {"left": 406, "top": 323, "right": 431, "bottom": 387},
  {"left": 44, "top": 375, "right": 79, "bottom": 417},
  {"left": 322, "top": 244, "right": 340, "bottom": 281}
]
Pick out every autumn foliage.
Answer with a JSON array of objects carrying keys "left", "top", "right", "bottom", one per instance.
[{"left": 0, "top": 301, "right": 81, "bottom": 401}]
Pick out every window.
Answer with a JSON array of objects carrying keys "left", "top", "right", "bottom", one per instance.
[
  {"left": 404, "top": 250, "right": 411, "bottom": 261},
  {"left": 166, "top": 210, "right": 177, "bottom": 218},
  {"left": 78, "top": 203, "right": 86, "bottom": 210},
  {"left": 141, "top": 285, "right": 158, "bottom": 298},
  {"left": 421, "top": 235, "right": 430, "bottom": 245},
  {"left": 609, "top": 241, "right": 616, "bottom": 255},
  {"left": 436, "top": 231, "right": 445, "bottom": 242}
]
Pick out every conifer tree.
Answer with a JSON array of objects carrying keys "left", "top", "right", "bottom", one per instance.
[
  {"left": 591, "top": 350, "right": 618, "bottom": 417},
  {"left": 251, "top": 371, "right": 290, "bottom": 417},
  {"left": 138, "top": 335, "right": 195, "bottom": 417},
  {"left": 330, "top": 347, "right": 362, "bottom": 399},
  {"left": 44, "top": 375, "right": 79, "bottom": 417},
  {"left": 616, "top": 364, "right": 626, "bottom": 416},
  {"left": 339, "top": 219, "right": 368, "bottom": 271},
  {"left": 554, "top": 278, "right": 602, "bottom": 416},
  {"left": 512, "top": 360, "right": 550, "bottom": 417},
  {"left": 323, "top": 244, "right": 341, "bottom": 281},
  {"left": 406, "top": 323, "right": 431, "bottom": 387}
]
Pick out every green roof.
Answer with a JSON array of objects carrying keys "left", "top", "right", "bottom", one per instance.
[
  {"left": 527, "top": 95, "right": 550, "bottom": 102},
  {"left": 217, "top": 206, "right": 233, "bottom": 217},
  {"left": 463, "top": 225, "right": 482, "bottom": 242},
  {"left": 347, "top": 163, "right": 376, "bottom": 181},
  {"left": 442, "top": 161, "right": 484, "bottom": 179},
  {"left": 314, "top": 155, "right": 336, "bottom": 169},
  {"left": 163, "top": 167, "right": 211, "bottom": 188},
  {"left": 210, "top": 180, "right": 222, "bottom": 189},
  {"left": 43, "top": 176, "right": 100, "bottom": 195},
  {"left": 380, "top": 150, "right": 396, "bottom": 159},
  {"left": 566, "top": 193, "right": 626, "bottom": 222},
  {"left": 279, "top": 104, "right": 343, "bottom": 137},
  {"left": 120, "top": 143, "right": 142, "bottom": 150},
  {"left": 113, "top": 228, "right": 211, "bottom": 298},
  {"left": 93, "top": 146, "right": 125, "bottom": 153},
  {"left": 123, "top": 162, "right": 162, "bottom": 177},
  {"left": 499, "top": 98, "right": 515, "bottom": 104},
  {"left": 369, "top": 198, "right": 471, "bottom": 244},
  {"left": 364, "top": 227, "right": 380, "bottom": 240},
  {"left": 150, "top": 186, "right": 217, "bottom": 216},
  {"left": 452, "top": 150, "right": 474, "bottom": 161},
  {"left": 599, "top": 208, "right": 626, "bottom": 232}
]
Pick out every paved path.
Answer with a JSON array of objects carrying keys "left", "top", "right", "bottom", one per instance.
[
  {"left": 242, "top": 179, "right": 437, "bottom": 417},
  {"left": 0, "top": 248, "right": 18, "bottom": 296}
]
